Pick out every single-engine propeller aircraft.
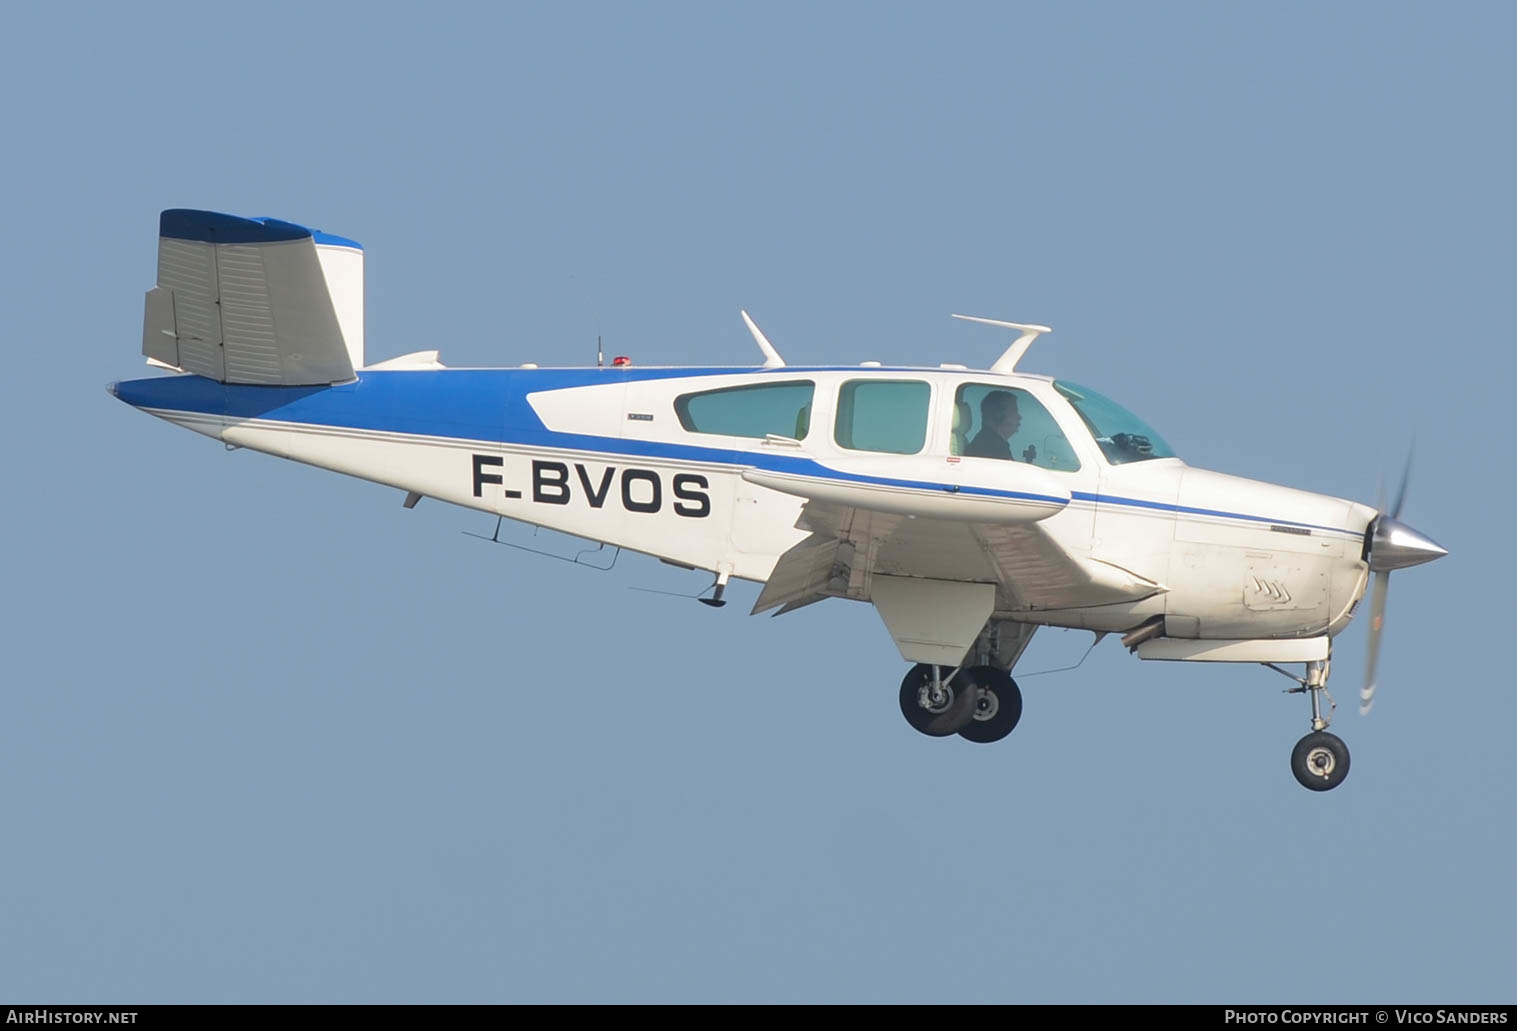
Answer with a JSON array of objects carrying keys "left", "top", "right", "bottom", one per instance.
[{"left": 112, "top": 210, "right": 1448, "bottom": 791}]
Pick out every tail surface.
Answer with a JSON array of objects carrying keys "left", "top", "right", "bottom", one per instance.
[{"left": 142, "top": 209, "right": 364, "bottom": 385}]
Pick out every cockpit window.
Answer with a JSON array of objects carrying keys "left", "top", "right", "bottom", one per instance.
[
  {"left": 951, "top": 384, "right": 1081, "bottom": 471},
  {"left": 1053, "top": 381, "right": 1177, "bottom": 465}
]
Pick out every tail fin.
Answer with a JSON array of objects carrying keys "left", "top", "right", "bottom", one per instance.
[
  {"left": 312, "top": 229, "right": 364, "bottom": 373},
  {"left": 142, "top": 209, "right": 364, "bottom": 385}
]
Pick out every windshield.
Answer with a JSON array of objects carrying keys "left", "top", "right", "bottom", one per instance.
[{"left": 1054, "top": 381, "right": 1177, "bottom": 465}]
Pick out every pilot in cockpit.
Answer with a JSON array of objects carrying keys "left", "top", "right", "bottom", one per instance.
[{"left": 965, "top": 390, "right": 1036, "bottom": 463}]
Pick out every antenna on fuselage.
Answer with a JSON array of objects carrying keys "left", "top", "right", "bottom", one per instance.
[
  {"left": 951, "top": 314, "right": 1052, "bottom": 373},
  {"left": 741, "top": 310, "right": 786, "bottom": 368},
  {"left": 597, "top": 335, "right": 603, "bottom": 368}
]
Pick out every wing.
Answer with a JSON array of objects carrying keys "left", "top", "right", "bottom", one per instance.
[{"left": 752, "top": 499, "right": 1164, "bottom": 616}]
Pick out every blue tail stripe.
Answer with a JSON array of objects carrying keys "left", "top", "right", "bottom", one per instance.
[
  {"left": 157, "top": 208, "right": 363, "bottom": 250},
  {"left": 159, "top": 209, "right": 310, "bottom": 244}
]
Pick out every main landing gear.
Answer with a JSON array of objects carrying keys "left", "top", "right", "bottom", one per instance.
[
  {"left": 899, "top": 663, "right": 1023, "bottom": 744},
  {"left": 1278, "top": 658, "right": 1350, "bottom": 792}
]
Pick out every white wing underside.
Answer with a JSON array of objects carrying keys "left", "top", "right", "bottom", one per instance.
[{"left": 752, "top": 500, "right": 1164, "bottom": 616}]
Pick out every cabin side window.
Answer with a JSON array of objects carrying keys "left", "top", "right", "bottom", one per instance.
[
  {"left": 950, "top": 384, "right": 1081, "bottom": 471},
  {"left": 834, "top": 379, "right": 930, "bottom": 454},
  {"left": 674, "top": 380, "right": 816, "bottom": 440}
]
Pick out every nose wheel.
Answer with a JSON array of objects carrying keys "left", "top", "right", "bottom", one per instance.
[{"left": 1291, "top": 731, "right": 1350, "bottom": 791}]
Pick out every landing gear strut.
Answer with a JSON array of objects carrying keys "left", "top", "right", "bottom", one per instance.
[
  {"left": 1273, "top": 658, "right": 1351, "bottom": 792},
  {"left": 897, "top": 621, "right": 1036, "bottom": 743},
  {"left": 898, "top": 664, "right": 978, "bottom": 737}
]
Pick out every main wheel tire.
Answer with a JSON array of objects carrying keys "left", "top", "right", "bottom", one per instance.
[
  {"left": 898, "top": 664, "right": 978, "bottom": 737},
  {"left": 1290, "top": 731, "right": 1351, "bottom": 791},
  {"left": 957, "top": 666, "right": 1023, "bottom": 744}
]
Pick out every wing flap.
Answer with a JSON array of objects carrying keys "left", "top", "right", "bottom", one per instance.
[
  {"left": 750, "top": 532, "right": 844, "bottom": 615},
  {"left": 761, "top": 497, "right": 1165, "bottom": 614}
]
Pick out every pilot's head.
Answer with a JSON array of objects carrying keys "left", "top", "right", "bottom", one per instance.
[{"left": 982, "top": 390, "right": 1021, "bottom": 438}]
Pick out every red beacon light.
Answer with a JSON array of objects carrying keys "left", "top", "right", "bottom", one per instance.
[{"left": 612, "top": 355, "right": 631, "bottom": 367}]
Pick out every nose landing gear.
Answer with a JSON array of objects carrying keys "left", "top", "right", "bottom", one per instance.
[{"left": 1276, "top": 658, "right": 1352, "bottom": 792}]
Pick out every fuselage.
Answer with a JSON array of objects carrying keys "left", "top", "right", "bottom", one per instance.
[{"left": 111, "top": 364, "right": 1377, "bottom": 641}]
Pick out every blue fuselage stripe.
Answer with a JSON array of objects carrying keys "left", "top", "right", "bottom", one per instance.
[
  {"left": 1068, "top": 491, "right": 1352, "bottom": 536},
  {"left": 113, "top": 371, "right": 1360, "bottom": 537}
]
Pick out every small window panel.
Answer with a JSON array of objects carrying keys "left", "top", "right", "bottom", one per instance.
[
  {"left": 675, "top": 381, "right": 816, "bottom": 440},
  {"left": 835, "top": 380, "right": 930, "bottom": 454}
]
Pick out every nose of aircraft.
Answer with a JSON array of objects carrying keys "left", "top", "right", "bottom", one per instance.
[{"left": 1368, "top": 517, "right": 1448, "bottom": 572}]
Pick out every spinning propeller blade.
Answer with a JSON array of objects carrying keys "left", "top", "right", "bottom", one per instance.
[
  {"left": 1361, "top": 569, "right": 1390, "bottom": 715},
  {"left": 1359, "top": 453, "right": 1447, "bottom": 715},
  {"left": 1389, "top": 449, "right": 1411, "bottom": 521}
]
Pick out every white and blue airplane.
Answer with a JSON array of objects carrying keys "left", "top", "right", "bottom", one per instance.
[{"left": 111, "top": 209, "right": 1447, "bottom": 791}]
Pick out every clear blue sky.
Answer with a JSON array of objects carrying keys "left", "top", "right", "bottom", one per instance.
[{"left": 4, "top": 1, "right": 1513, "bottom": 1004}]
